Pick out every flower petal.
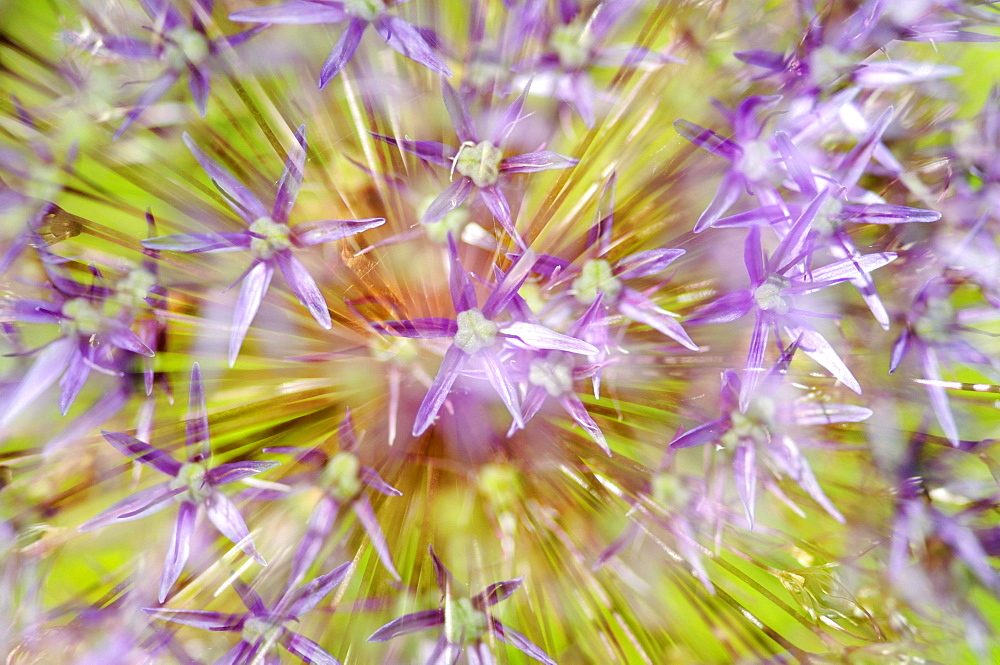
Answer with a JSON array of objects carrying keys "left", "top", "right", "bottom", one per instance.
[
  {"left": 353, "top": 495, "right": 400, "bottom": 580},
  {"left": 292, "top": 217, "right": 385, "bottom": 245},
  {"left": 287, "top": 560, "right": 352, "bottom": 617},
  {"left": 374, "top": 15, "right": 452, "bottom": 77},
  {"left": 141, "top": 232, "right": 251, "bottom": 253},
  {"left": 205, "top": 491, "right": 266, "bottom": 565},
  {"left": 413, "top": 347, "right": 467, "bottom": 437},
  {"left": 480, "top": 347, "right": 524, "bottom": 431},
  {"left": 733, "top": 440, "right": 757, "bottom": 529},
  {"left": 186, "top": 362, "right": 211, "bottom": 463},
  {"left": 207, "top": 460, "right": 280, "bottom": 486},
  {"left": 472, "top": 578, "right": 523, "bottom": 608},
  {"left": 143, "top": 607, "right": 244, "bottom": 631},
  {"left": 500, "top": 322, "right": 598, "bottom": 355},
  {"left": 229, "top": 0, "right": 347, "bottom": 24},
  {"left": 490, "top": 619, "right": 557, "bottom": 665},
  {"left": 780, "top": 321, "right": 862, "bottom": 395},
  {"left": 78, "top": 482, "right": 176, "bottom": 531},
  {"left": 160, "top": 501, "right": 196, "bottom": 602},
  {"left": 282, "top": 631, "right": 343, "bottom": 665},
  {"left": 618, "top": 292, "right": 698, "bottom": 351},
  {"left": 101, "top": 430, "right": 182, "bottom": 476},
  {"left": 276, "top": 251, "right": 332, "bottom": 329},
  {"left": 368, "top": 609, "right": 445, "bottom": 642},
  {"left": 183, "top": 133, "right": 269, "bottom": 222},
  {"left": 614, "top": 249, "right": 684, "bottom": 280},
  {"left": 441, "top": 78, "right": 477, "bottom": 143},
  {"left": 374, "top": 317, "right": 458, "bottom": 339},
  {"left": 500, "top": 150, "right": 578, "bottom": 174},
  {"left": 319, "top": 18, "right": 367, "bottom": 88},
  {"left": 274, "top": 124, "right": 307, "bottom": 224},
  {"left": 229, "top": 261, "right": 275, "bottom": 367}
]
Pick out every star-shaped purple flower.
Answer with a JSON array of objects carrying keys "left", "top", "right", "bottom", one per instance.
[
  {"left": 229, "top": 0, "right": 451, "bottom": 88},
  {"left": 372, "top": 234, "right": 598, "bottom": 436},
  {"left": 145, "top": 562, "right": 351, "bottom": 665},
  {"left": 67, "top": 0, "right": 264, "bottom": 138},
  {"left": 368, "top": 547, "right": 556, "bottom": 665},
  {"left": 80, "top": 363, "right": 278, "bottom": 602},
  {"left": 142, "top": 127, "right": 385, "bottom": 366},
  {"left": 372, "top": 80, "right": 578, "bottom": 248}
]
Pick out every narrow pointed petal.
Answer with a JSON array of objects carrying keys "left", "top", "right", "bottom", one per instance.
[
  {"left": 187, "top": 65, "right": 210, "bottom": 117},
  {"left": 58, "top": 346, "right": 91, "bottom": 415},
  {"left": 568, "top": 72, "right": 596, "bottom": 129},
  {"left": 472, "top": 578, "right": 523, "bottom": 609},
  {"left": 480, "top": 186, "right": 523, "bottom": 247},
  {"left": 1, "top": 336, "right": 75, "bottom": 426},
  {"left": 353, "top": 495, "right": 400, "bottom": 579},
  {"left": 491, "top": 83, "right": 530, "bottom": 146},
  {"left": 839, "top": 203, "right": 940, "bottom": 225},
  {"left": 807, "top": 252, "right": 897, "bottom": 282},
  {"left": 769, "top": 435, "right": 845, "bottom": 522},
  {"left": 273, "top": 124, "right": 307, "bottom": 224},
  {"left": 104, "top": 320, "right": 155, "bottom": 356},
  {"left": 490, "top": 619, "right": 557, "bottom": 665},
  {"left": 500, "top": 322, "right": 598, "bottom": 355},
  {"left": 781, "top": 322, "right": 862, "bottom": 395},
  {"left": 79, "top": 482, "right": 176, "bottom": 531},
  {"left": 482, "top": 250, "right": 536, "bottom": 319},
  {"left": 441, "top": 78, "right": 477, "bottom": 143},
  {"left": 229, "top": 1, "right": 347, "bottom": 24},
  {"left": 686, "top": 290, "right": 754, "bottom": 326},
  {"left": 276, "top": 251, "right": 331, "bottom": 329},
  {"left": 733, "top": 441, "right": 757, "bottom": 529},
  {"left": 186, "top": 362, "right": 211, "bottom": 462},
  {"left": 693, "top": 170, "right": 744, "bottom": 232},
  {"left": 233, "top": 578, "right": 267, "bottom": 615},
  {"left": 670, "top": 418, "right": 730, "bottom": 449},
  {"left": 229, "top": 261, "right": 275, "bottom": 367},
  {"left": 921, "top": 346, "right": 959, "bottom": 446},
  {"left": 774, "top": 131, "right": 817, "bottom": 197},
  {"left": 288, "top": 495, "right": 339, "bottom": 589},
  {"left": 207, "top": 461, "right": 280, "bottom": 486},
  {"left": 183, "top": 133, "right": 269, "bottom": 221},
  {"left": 744, "top": 226, "right": 765, "bottom": 285},
  {"left": 368, "top": 609, "right": 445, "bottom": 642},
  {"left": 160, "top": 501, "right": 196, "bottom": 602},
  {"left": 360, "top": 466, "right": 402, "bottom": 496},
  {"left": 102, "top": 430, "right": 182, "bottom": 476},
  {"left": 413, "top": 346, "right": 467, "bottom": 436},
  {"left": 292, "top": 217, "right": 385, "bottom": 245},
  {"left": 615, "top": 248, "right": 684, "bottom": 280},
  {"left": 430, "top": 544, "right": 454, "bottom": 591},
  {"left": 319, "top": 18, "right": 367, "bottom": 88},
  {"left": 141, "top": 232, "right": 251, "bottom": 253},
  {"left": 889, "top": 327, "right": 912, "bottom": 374},
  {"left": 143, "top": 607, "right": 244, "bottom": 631},
  {"left": 214, "top": 642, "right": 254, "bottom": 665},
  {"left": 560, "top": 393, "right": 609, "bottom": 454},
  {"left": 854, "top": 62, "right": 960, "bottom": 87},
  {"left": 674, "top": 119, "right": 742, "bottom": 162},
  {"left": 114, "top": 72, "right": 179, "bottom": 140},
  {"left": 618, "top": 292, "right": 698, "bottom": 351},
  {"left": 205, "top": 492, "right": 266, "bottom": 564},
  {"left": 500, "top": 150, "right": 578, "bottom": 174},
  {"left": 374, "top": 317, "right": 458, "bottom": 339},
  {"left": 370, "top": 133, "right": 458, "bottom": 167},
  {"left": 447, "top": 232, "right": 477, "bottom": 312},
  {"left": 287, "top": 561, "right": 352, "bottom": 617},
  {"left": 424, "top": 178, "right": 473, "bottom": 226},
  {"left": 338, "top": 407, "right": 359, "bottom": 451},
  {"left": 740, "top": 315, "right": 770, "bottom": 412},
  {"left": 375, "top": 15, "right": 452, "bottom": 77},
  {"left": 282, "top": 631, "right": 343, "bottom": 665}
]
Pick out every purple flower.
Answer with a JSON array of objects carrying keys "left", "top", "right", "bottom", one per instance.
[
  {"left": 369, "top": 547, "right": 556, "bottom": 665},
  {"left": 372, "top": 79, "right": 578, "bottom": 248},
  {"left": 145, "top": 562, "right": 351, "bottom": 665},
  {"left": 142, "top": 128, "right": 384, "bottom": 366},
  {"left": 687, "top": 195, "right": 897, "bottom": 410},
  {"left": 67, "top": 0, "right": 264, "bottom": 138},
  {"left": 526, "top": 173, "right": 697, "bottom": 396},
  {"left": 671, "top": 368, "right": 869, "bottom": 528},
  {"left": 0, "top": 254, "right": 155, "bottom": 431},
  {"left": 229, "top": 0, "right": 451, "bottom": 88},
  {"left": 373, "top": 234, "right": 598, "bottom": 436},
  {"left": 79, "top": 363, "right": 277, "bottom": 602},
  {"left": 889, "top": 277, "right": 996, "bottom": 446},
  {"left": 262, "top": 408, "right": 402, "bottom": 586},
  {"left": 515, "top": 0, "right": 681, "bottom": 127}
]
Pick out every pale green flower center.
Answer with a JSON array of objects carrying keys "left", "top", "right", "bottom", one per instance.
[
  {"left": 343, "top": 0, "right": 384, "bottom": 22},
  {"left": 164, "top": 27, "right": 210, "bottom": 70},
  {"left": 550, "top": 24, "right": 590, "bottom": 70},
  {"left": 573, "top": 259, "right": 621, "bottom": 305},
  {"left": 249, "top": 217, "right": 292, "bottom": 260},
  {"left": 116, "top": 267, "right": 157, "bottom": 308},
  {"left": 421, "top": 195, "right": 469, "bottom": 243},
  {"left": 444, "top": 597, "right": 487, "bottom": 644},
  {"left": 61, "top": 298, "right": 104, "bottom": 336},
  {"left": 914, "top": 297, "right": 954, "bottom": 344},
  {"left": 454, "top": 141, "right": 503, "bottom": 188},
  {"left": 753, "top": 274, "right": 792, "bottom": 315},
  {"left": 241, "top": 615, "right": 283, "bottom": 646},
  {"left": 321, "top": 451, "right": 363, "bottom": 502},
  {"left": 721, "top": 404, "right": 772, "bottom": 448},
  {"left": 454, "top": 309, "right": 499, "bottom": 354},
  {"left": 169, "top": 462, "right": 211, "bottom": 504},
  {"left": 528, "top": 356, "right": 573, "bottom": 397}
]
